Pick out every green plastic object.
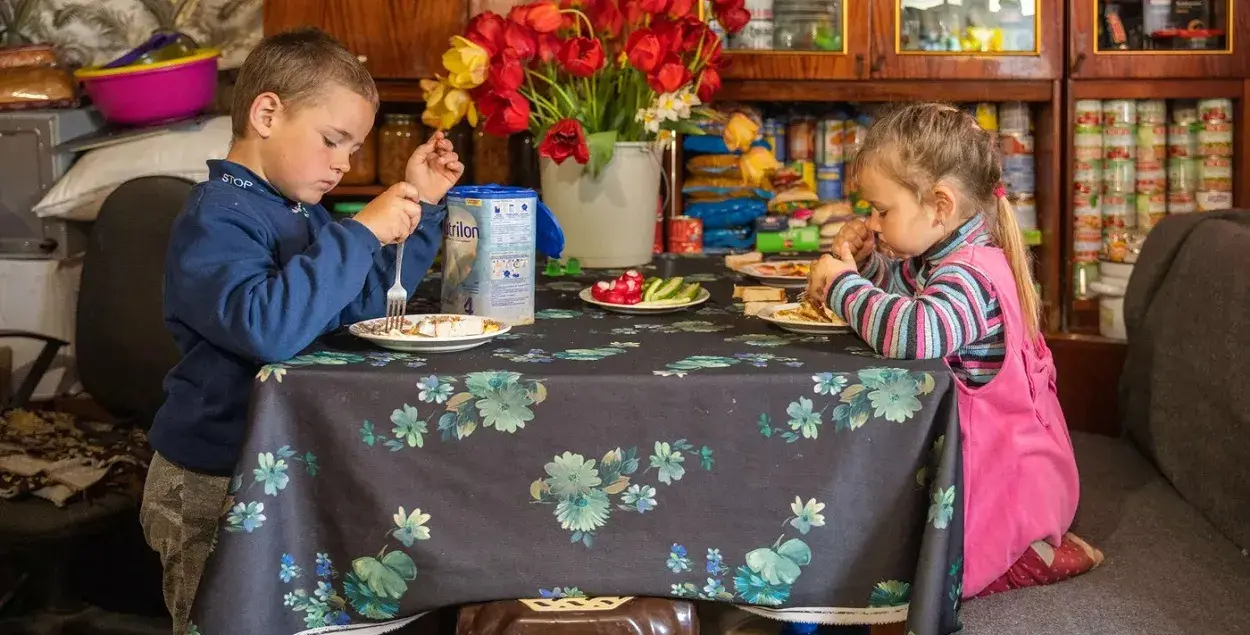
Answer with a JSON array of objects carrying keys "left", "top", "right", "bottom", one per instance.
[
  {"left": 333, "top": 202, "right": 367, "bottom": 215},
  {"left": 756, "top": 226, "right": 821, "bottom": 253},
  {"left": 564, "top": 258, "right": 582, "bottom": 275},
  {"left": 544, "top": 259, "right": 565, "bottom": 277}
]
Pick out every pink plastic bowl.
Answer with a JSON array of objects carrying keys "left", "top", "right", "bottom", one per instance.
[{"left": 75, "top": 49, "right": 220, "bottom": 126}]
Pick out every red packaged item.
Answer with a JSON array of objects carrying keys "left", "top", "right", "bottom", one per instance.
[{"left": 667, "top": 216, "right": 703, "bottom": 254}]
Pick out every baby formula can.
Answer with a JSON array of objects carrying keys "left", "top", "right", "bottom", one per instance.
[{"left": 441, "top": 185, "right": 536, "bottom": 326}]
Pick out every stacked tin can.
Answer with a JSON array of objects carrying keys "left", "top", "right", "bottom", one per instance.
[
  {"left": 815, "top": 114, "right": 846, "bottom": 201},
  {"left": 1101, "top": 100, "right": 1137, "bottom": 233},
  {"left": 997, "top": 102, "right": 1036, "bottom": 230},
  {"left": 1167, "top": 102, "right": 1201, "bottom": 215},
  {"left": 1072, "top": 100, "right": 1103, "bottom": 274},
  {"left": 1134, "top": 100, "right": 1168, "bottom": 230},
  {"left": 1197, "top": 98, "right": 1234, "bottom": 212}
]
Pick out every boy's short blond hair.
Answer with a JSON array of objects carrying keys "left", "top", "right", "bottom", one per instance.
[{"left": 230, "top": 27, "right": 379, "bottom": 138}]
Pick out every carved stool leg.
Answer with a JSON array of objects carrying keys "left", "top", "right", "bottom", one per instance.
[{"left": 457, "top": 597, "right": 698, "bottom": 635}]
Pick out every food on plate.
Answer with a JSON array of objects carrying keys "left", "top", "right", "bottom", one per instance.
[
  {"left": 724, "top": 251, "right": 763, "bottom": 271},
  {"left": 776, "top": 294, "right": 847, "bottom": 326},
  {"left": 590, "top": 271, "right": 702, "bottom": 306},
  {"left": 733, "top": 286, "right": 787, "bottom": 302},
  {"left": 378, "top": 315, "right": 501, "bottom": 338},
  {"left": 751, "top": 261, "right": 810, "bottom": 278}
]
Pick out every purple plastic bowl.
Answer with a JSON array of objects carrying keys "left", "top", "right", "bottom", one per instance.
[{"left": 78, "top": 52, "right": 219, "bottom": 127}]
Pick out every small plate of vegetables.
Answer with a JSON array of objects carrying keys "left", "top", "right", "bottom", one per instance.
[{"left": 580, "top": 270, "right": 710, "bottom": 314}]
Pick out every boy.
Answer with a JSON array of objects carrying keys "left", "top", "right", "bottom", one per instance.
[{"left": 138, "top": 28, "right": 464, "bottom": 633}]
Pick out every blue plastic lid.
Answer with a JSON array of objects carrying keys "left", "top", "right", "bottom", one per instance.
[
  {"left": 446, "top": 185, "right": 563, "bottom": 259},
  {"left": 536, "top": 200, "right": 564, "bottom": 260}
]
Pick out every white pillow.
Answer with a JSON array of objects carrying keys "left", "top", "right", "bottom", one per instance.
[{"left": 34, "top": 115, "right": 233, "bottom": 221}]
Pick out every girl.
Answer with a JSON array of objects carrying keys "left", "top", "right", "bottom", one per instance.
[{"left": 807, "top": 102, "right": 1103, "bottom": 598}]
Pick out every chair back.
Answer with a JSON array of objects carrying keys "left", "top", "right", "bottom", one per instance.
[{"left": 76, "top": 176, "right": 191, "bottom": 425}]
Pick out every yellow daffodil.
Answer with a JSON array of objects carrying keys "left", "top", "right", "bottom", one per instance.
[
  {"left": 740, "top": 146, "right": 778, "bottom": 186},
  {"left": 723, "top": 112, "right": 759, "bottom": 153},
  {"left": 442, "top": 36, "right": 489, "bottom": 90},
  {"left": 420, "top": 77, "right": 477, "bottom": 130}
]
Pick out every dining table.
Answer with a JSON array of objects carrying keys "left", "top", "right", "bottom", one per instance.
[{"left": 188, "top": 255, "right": 965, "bottom": 635}]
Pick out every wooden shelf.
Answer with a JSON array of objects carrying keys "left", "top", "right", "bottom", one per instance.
[
  {"left": 376, "top": 81, "right": 427, "bottom": 103},
  {"left": 328, "top": 184, "right": 385, "bottom": 197},
  {"left": 1070, "top": 78, "right": 1245, "bottom": 100},
  {"left": 717, "top": 79, "right": 1055, "bottom": 103}
]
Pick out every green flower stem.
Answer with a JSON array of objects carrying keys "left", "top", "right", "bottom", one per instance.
[{"left": 527, "top": 69, "right": 579, "bottom": 113}]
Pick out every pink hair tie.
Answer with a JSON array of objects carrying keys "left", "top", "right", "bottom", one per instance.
[{"left": 993, "top": 184, "right": 1007, "bottom": 199}]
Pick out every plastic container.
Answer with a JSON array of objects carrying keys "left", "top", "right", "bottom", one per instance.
[
  {"left": 441, "top": 185, "right": 542, "bottom": 326},
  {"left": 73, "top": 49, "right": 219, "bottom": 126},
  {"left": 1088, "top": 261, "right": 1134, "bottom": 340}
]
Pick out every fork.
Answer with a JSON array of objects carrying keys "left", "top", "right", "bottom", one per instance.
[{"left": 384, "top": 240, "right": 407, "bottom": 331}]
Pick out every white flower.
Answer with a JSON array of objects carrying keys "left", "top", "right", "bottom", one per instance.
[{"left": 636, "top": 108, "right": 661, "bottom": 133}]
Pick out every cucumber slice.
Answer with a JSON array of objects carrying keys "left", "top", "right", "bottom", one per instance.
[
  {"left": 642, "top": 277, "right": 661, "bottom": 297},
  {"left": 674, "top": 282, "right": 701, "bottom": 302},
  {"left": 652, "top": 276, "right": 684, "bottom": 300}
]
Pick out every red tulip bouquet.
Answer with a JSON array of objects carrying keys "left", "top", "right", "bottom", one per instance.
[{"left": 421, "top": 0, "right": 751, "bottom": 176}]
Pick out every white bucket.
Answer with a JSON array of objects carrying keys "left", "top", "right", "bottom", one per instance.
[{"left": 539, "top": 141, "right": 662, "bottom": 269}]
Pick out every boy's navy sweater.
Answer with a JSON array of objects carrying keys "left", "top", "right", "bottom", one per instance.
[{"left": 149, "top": 160, "right": 446, "bottom": 476}]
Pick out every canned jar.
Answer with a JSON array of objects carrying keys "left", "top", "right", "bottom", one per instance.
[
  {"left": 339, "top": 129, "right": 378, "bottom": 186},
  {"left": 1135, "top": 192, "right": 1167, "bottom": 230},
  {"left": 1074, "top": 100, "right": 1102, "bottom": 127},
  {"left": 1136, "top": 100, "right": 1168, "bottom": 125},
  {"left": 1200, "top": 155, "right": 1233, "bottom": 192},
  {"left": 1167, "top": 158, "right": 1199, "bottom": 192},
  {"left": 730, "top": 19, "right": 775, "bottom": 50},
  {"left": 1102, "top": 126, "right": 1135, "bottom": 161},
  {"left": 1197, "top": 190, "right": 1233, "bottom": 212},
  {"left": 1103, "top": 160, "right": 1135, "bottom": 194},
  {"left": 1102, "top": 100, "right": 1137, "bottom": 127},
  {"left": 1074, "top": 130, "right": 1103, "bottom": 161},
  {"left": 1171, "top": 101, "right": 1199, "bottom": 125},
  {"left": 1135, "top": 124, "right": 1167, "bottom": 162},
  {"left": 1135, "top": 166, "right": 1166, "bottom": 194},
  {"left": 1198, "top": 122, "right": 1234, "bottom": 157},
  {"left": 787, "top": 117, "right": 815, "bottom": 161},
  {"left": 1073, "top": 158, "right": 1102, "bottom": 184},
  {"left": 1198, "top": 98, "right": 1233, "bottom": 124},
  {"left": 1168, "top": 191, "right": 1197, "bottom": 214}
]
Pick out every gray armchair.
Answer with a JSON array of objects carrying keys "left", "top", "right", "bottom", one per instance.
[{"left": 0, "top": 176, "right": 190, "bottom": 635}]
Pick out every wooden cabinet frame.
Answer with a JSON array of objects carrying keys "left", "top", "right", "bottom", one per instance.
[{"left": 1069, "top": 0, "right": 1247, "bottom": 79}]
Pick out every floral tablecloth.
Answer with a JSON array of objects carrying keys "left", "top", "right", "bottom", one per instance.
[{"left": 189, "top": 256, "right": 965, "bottom": 635}]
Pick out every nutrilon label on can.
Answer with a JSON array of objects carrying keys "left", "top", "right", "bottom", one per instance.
[{"left": 442, "top": 186, "right": 536, "bottom": 326}]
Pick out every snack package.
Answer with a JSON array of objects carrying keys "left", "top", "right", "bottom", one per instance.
[{"left": 0, "top": 45, "right": 76, "bottom": 111}]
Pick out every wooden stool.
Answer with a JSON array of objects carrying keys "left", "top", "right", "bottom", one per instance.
[{"left": 456, "top": 596, "right": 698, "bottom": 635}]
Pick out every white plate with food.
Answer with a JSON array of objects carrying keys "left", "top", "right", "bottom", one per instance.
[
  {"left": 756, "top": 300, "right": 851, "bottom": 335},
  {"left": 348, "top": 314, "right": 511, "bottom": 353},
  {"left": 739, "top": 260, "right": 812, "bottom": 288},
  {"left": 579, "top": 287, "right": 711, "bottom": 315}
]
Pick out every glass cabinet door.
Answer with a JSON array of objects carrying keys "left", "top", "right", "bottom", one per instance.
[
  {"left": 1071, "top": 0, "right": 1246, "bottom": 78},
  {"left": 714, "top": 0, "right": 870, "bottom": 80},
  {"left": 873, "top": 0, "right": 1062, "bottom": 79}
]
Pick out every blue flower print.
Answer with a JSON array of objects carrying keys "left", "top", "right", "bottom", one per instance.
[
  {"left": 667, "top": 544, "right": 692, "bottom": 573},
  {"left": 733, "top": 566, "right": 791, "bottom": 606},
  {"left": 494, "top": 348, "right": 555, "bottom": 363},
  {"left": 725, "top": 334, "right": 793, "bottom": 347},
  {"left": 812, "top": 372, "right": 849, "bottom": 396},
  {"left": 867, "top": 374, "right": 925, "bottom": 423},
  {"left": 701, "top": 576, "right": 732, "bottom": 600},
  {"left": 538, "top": 587, "right": 587, "bottom": 599},
  {"left": 555, "top": 347, "right": 628, "bottom": 361},
  {"left": 928, "top": 485, "right": 956, "bottom": 529},
  {"left": 254, "top": 452, "right": 290, "bottom": 496},
  {"left": 619, "top": 484, "right": 657, "bottom": 513},
  {"left": 391, "top": 507, "right": 432, "bottom": 547},
  {"left": 389, "top": 405, "right": 428, "bottom": 449},
  {"left": 315, "top": 553, "right": 334, "bottom": 578},
  {"left": 649, "top": 442, "right": 687, "bottom": 485},
  {"left": 786, "top": 398, "right": 823, "bottom": 439},
  {"left": 788, "top": 497, "right": 827, "bottom": 535},
  {"left": 416, "top": 376, "right": 454, "bottom": 403},
  {"left": 225, "top": 501, "right": 266, "bottom": 533},
  {"left": 706, "top": 549, "right": 726, "bottom": 575},
  {"left": 279, "top": 553, "right": 302, "bottom": 582},
  {"left": 536, "top": 309, "right": 582, "bottom": 320},
  {"left": 670, "top": 582, "right": 699, "bottom": 598}
]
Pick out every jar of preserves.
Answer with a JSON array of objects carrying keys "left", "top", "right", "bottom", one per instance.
[
  {"left": 338, "top": 129, "right": 377, "bottom": 186},
  {"left": 378, "top": 113, "right": 422, "bottom": 186}
]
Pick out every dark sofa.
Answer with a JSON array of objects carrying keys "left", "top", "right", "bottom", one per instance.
[{"left": 962, "top": 211, "right": 1250, "bottom": 635}]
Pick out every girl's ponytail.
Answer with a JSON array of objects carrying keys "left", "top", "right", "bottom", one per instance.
[{"left": 989, "top": 190, "right": 1041, "bottom": 339}]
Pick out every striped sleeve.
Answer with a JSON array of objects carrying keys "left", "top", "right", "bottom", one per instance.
[
  {"left": 826, "top": 262, "right": 1003, "bottom": 360},
  {"left": 859, "top": 252, "right": 921, "bottom": 295}
]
